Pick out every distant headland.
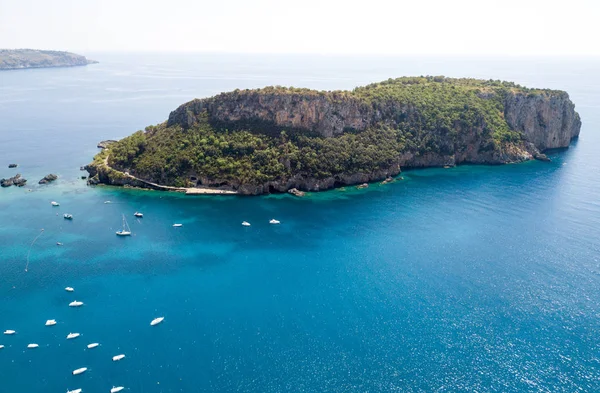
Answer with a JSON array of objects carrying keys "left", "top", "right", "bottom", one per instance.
[
  {"left": 86, "top": 76, "right": 581, "bottom": 195},
  {"left": 0, "top": 49, "right": 97, "bottom": 70}
]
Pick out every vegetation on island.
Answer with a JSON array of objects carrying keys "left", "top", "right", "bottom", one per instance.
[
  {"left": 0, "top": 49, "right": 97, "bottom": 70},
  {"left": 96, "top": 76, "right": 574, "bottom": 191}
]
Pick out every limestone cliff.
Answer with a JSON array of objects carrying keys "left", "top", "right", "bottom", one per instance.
[{"left": 88, "top": 77, "right": 581, "bottom": 195}]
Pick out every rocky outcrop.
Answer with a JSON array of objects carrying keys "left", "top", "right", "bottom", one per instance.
[
  {"left": 38, "top": 174, "right": 58, "bottom": 184},
  {"left": 0, "top": 49, "right": 97, "bottom": 70},
  {"left": 288, "top": 188, "right": 306, "bottom": 197},
  {"left": 97, "top": 140, "right": 117, "bottom": 149},
  {"left": 1, "top": 174, "right": 26, "bottom": 187}
]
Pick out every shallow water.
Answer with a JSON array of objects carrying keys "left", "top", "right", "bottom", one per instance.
[{"left": 0, "top": 54, "right": 599, "bottom": 392}]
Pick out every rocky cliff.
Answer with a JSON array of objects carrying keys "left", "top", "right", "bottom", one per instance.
[
  {"left": 0, "top": 49, "right": 97, "bottom": 70},
  {"left": 88, "top": 77, "right": 581, "bottom": 195}
]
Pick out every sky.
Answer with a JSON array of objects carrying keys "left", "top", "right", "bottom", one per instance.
[{"left": 0, "top": 0, "right": 598, "bottom": 55}]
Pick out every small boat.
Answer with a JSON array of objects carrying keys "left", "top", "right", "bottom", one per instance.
[
  {"left": 65, "top": 287, "right": 74, "bottom": 292},
  {"left": 57, "top": 242, "right": 64, "bottom": 246},
  {"left": 242, "top": 221, "right": 251, "bottom": 226},
  {"left": 67, "top": 333, "right": 80, "bottom": 340},
  {"left": 104, "top": 201, "right": 111, "bottom": 204},
  {"left": 172, "top": 223, "right": 183, "bottom": 227},
  {"left": 27, "top": 343, "right": 39, "bottom": 348},
  {"left": 112, "top": 354, "right": 125, "bottom": 362},
  {"left": 69, "top": 301, "right": 84, "bottom": 307},
  {"left": 45, "top": 319, "right": 57, "bottom": 326},
  {"left": 0, "top": 345, "right": 4, "bottom": 349},
  {"left": 111, "top": 387, "right": 124, "bottom": 393},
  {"left": 67, "top": 389, "right": 82, "bottom": 393},
  {"left": 87, "top": 343, "right": 100, "bottom": 349},
  {"left": 64, "top": 214, "right": 73, "bottom": 220},
  {"left": 3, "top": 330, "right": 15, "bottom": 335},
  {"left": 51, "top": 201, "right": 60, "bottom": 206},
  {"left": 72, "top": 367, "right": 87, "bottom": 375},
  {"left": 269, "top": 219, "right": 280, "bottom": 224},
  {"left": 116, "top": 214, "right": 132, "bottom": 236},
  {"left": 150, "top": 317, "right": 164, "bottom": 326},
  {"left": 134, "top": 212, "right": 143, "bottom": 218}
]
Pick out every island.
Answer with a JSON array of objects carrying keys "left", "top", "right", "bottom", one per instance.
[
  {"left": 0, "top": 49, "right": 97, "bottom": 70},
  {"left": 86, "top": 76, "right": 581, "bottom": 195}
]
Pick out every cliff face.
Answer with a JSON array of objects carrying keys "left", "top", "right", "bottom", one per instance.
[
  {"left": 504, "top": 92, "right": 581, "bottom": 150},
  {"left": 90, "top": 77, "right": 582, "bottom": 195},
  {"left": 0, "top": 49, "right": 97, "bottom": 70}
]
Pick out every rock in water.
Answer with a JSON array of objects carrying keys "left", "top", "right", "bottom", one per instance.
[
  {"left": 8, "top": 164, "right": 17, "bottom": 168},
  {"left": 1, "top": 173, "right": 26, "bottom": 187},
  {"left": 38, "top": 174, "right": 58, "bottom": 184},
  {"left": 287, "top": 188, "right": 305, "bottom": 197},
  {"left": 534, "top": 153, "right": 551, "bottom": 162},
  {"left": 356, "top": 183, "right": 369, "bottom": 189}
]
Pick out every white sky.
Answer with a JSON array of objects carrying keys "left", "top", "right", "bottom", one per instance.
[{"left": 0, "top": 0, "right": 598, "bottom": 55}]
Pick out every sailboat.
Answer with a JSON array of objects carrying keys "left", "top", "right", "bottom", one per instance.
[{"left": 116, "top": 214, "right": 132, "bottom": 236}]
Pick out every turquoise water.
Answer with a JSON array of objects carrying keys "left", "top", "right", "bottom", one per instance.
[{"left": 1, "top": 54, "right": 599, "bottom": 392}]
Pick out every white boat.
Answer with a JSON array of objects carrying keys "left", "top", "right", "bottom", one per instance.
[
  {"left": 242, "top": 221, "right": 251, "bottom": 226},
  {"left": 172, "top": 223, "right": 183, "bottom": 227},
  {"left": 57, "top": 242, "right": 64, "bottom": 246},
  {"left": 67, "top": 389, "right": 82, "bottom": 393},
  {"left": 0, "top": 345, "right": 4, "bottom": 349},
  {"left": 3, "top": 330, "right": 15, "bottom": 335},
  {"left": 116, "top": 214, "right": 132, "bottom": 236},
  {"left": 65, "top": 287, "right": 74, "bottom": 292},
  {"left": 269, "top": 219, "right": 280, "bottom": 224},
  {"left": 67, "top": 333, "right": 80, "bottom": 340},
  {"left": 134, "top": 212, "right": 143, "bottom": 218},
  {"left": 87, "top": 343, "right": 100, "bottom": 349},
  {"left": 111, "top": 387, "right": 124, "bottom": 393},
  {"left": 72, "top": 367, "right": 87, "bottom": 375},
  {"left": 51, "top": 201, "right": 60, "bottom": 206},
  {"left": 104, "top": 201, "right": 111, "bottom": 204},
  {"left": 45, "top": 319, "right": 57, "bottom": 326},
  {"left": 69, "top": 301, "right": 84, "bottom": 307},
  {"left": 64, "top": 214, "right": 73, "bottom": 220},
  {"left": 150, "top": 317, "right": 164, "bottom": 326},
  {"left": 27, "top": 343, "right": 39, "bottom": 348},
  {"left": 112, "top": 354, "right": 125, "bottom": 361}
]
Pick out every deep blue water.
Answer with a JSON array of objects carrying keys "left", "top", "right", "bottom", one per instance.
[{"left": 1, "top": 54, "right": 599, "bottom": 392}]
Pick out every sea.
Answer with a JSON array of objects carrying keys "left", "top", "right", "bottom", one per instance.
[{"left": 0, "top": 54, "right": 599, "bottom": 392}]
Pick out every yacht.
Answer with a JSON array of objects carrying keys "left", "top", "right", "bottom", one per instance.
[
  {"left": 111, "top": 387, "right": 124, "bottom": 393},
  {"left": 64, "top": 214, "right": 73, "bottom": 220},
  {"left": 67, "top": 389, "right": 82, "bottom": 393},
  {"left": 65, "top": 287, "right": 74, "bottom": 292},
  {"left": 87, "top": 343, "right": 100, "bottom": 349},
  {"left": 57, "top": 242, "right": 64, "bottom": 246},
  {"left": 112, "top": 354, "right": 125, "bottom": 361},
  {"left": 51, "top": 201, "right": 60, "bottom": 206},
  {"left": 67, "top": 333, "right": 80, "bottom": 340},
  {"left": 242, "top": 221, "right": 251, "bottom": 226},
  {"left": 172, "top": 223, "right": 183, "bottom": 227},
  {"left": 0, "top": 345, "right": 4, "bottom": 349},
  {"left": 3, "top": 330, "right": 15, "bottom": 335},
  {"left": 45, "top": 319, "right": 57, "bottom": 326},
  {"left": 150, "top": 317, "right": 164, "bottom": 326},
  {"left": 27, "top": 343, "right": 39, "bottom": 348},
  {"left": 134, "top": 212, "right": 143, "bottom": 218},
  {"left": 69, "top": 301, "right": 84, "bottom": 307},
  {"left": 116, "top": 214, "right": 131, "bottom": 236},
  {"left": 269, "top": 219, "right": 280, "bottom": 224},
  {"left": 72, "top": 367, "right": 87, "bottom": 375}
]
